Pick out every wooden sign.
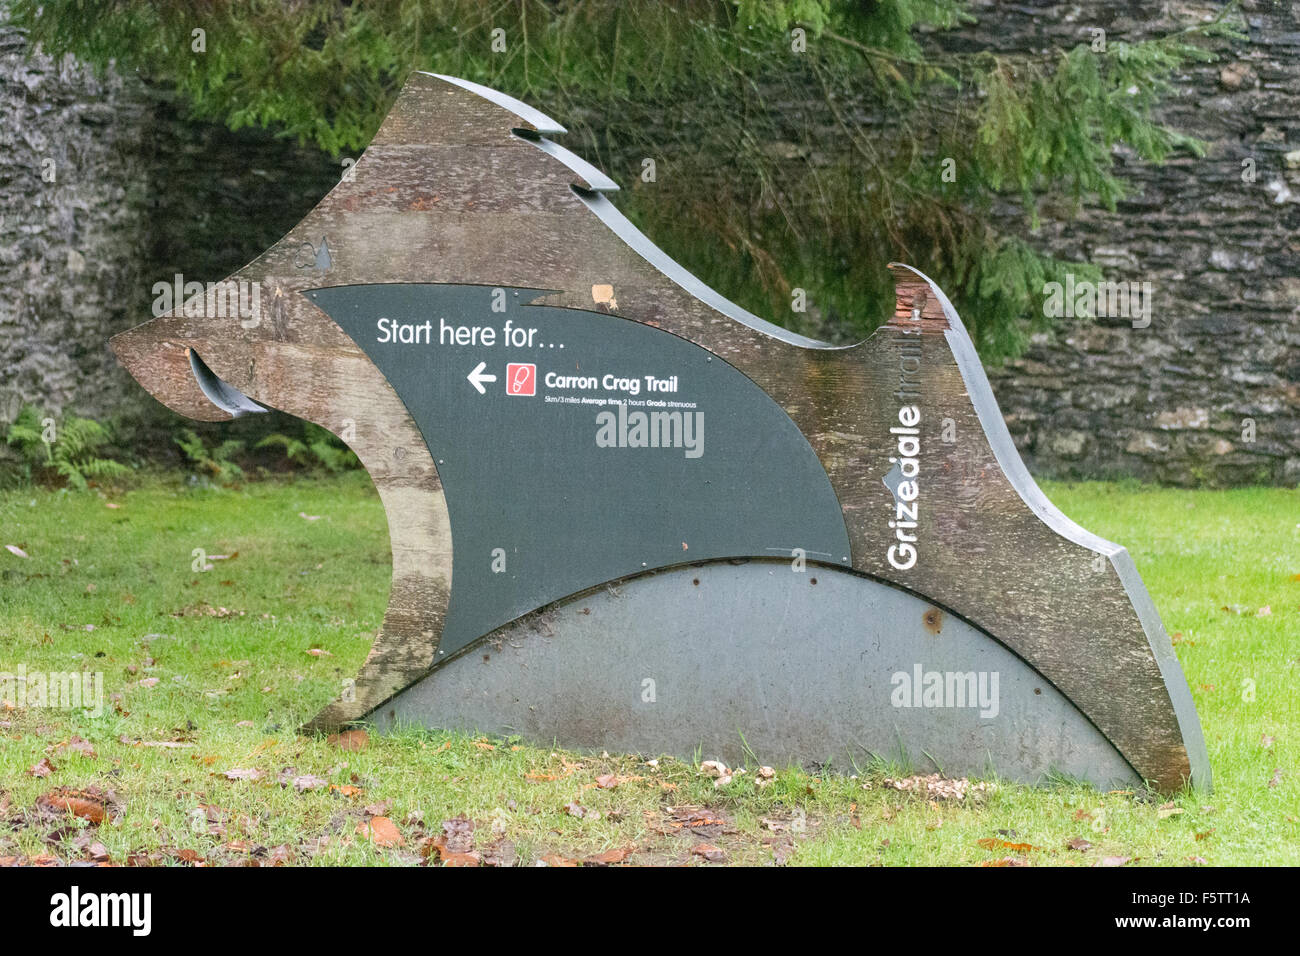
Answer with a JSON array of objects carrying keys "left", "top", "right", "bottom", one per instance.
[{"left": 111, "top": 73, "right": 1208, "bottom": 793}]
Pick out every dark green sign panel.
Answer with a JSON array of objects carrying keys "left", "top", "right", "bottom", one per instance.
[{"left": 308, "top": 283, "right": 852, "bottom": 657}]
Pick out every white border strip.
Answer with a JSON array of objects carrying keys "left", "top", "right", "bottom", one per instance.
[{"left": 420, "top": 72, "right": 566, "bottom": 135}]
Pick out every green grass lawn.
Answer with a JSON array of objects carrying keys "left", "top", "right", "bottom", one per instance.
[{"left": 0, "top": 472, "right": 1295, "bottom": 866}]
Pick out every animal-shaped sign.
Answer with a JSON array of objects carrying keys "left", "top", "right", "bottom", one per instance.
[{"left": 111, "top": 73, "right": 1209, "bottom": 793}]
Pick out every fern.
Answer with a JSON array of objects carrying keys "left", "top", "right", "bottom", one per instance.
[
  {"left": 302, "top": 423, "right": 359, "bottom": 472},
  {"left": 4, "top": 406, "right": 51, "bottom": 483},
  {"left": 254, "top": 433, "right": 310, "bottom": 462},
  {"left": 175, "top": 428, "right": 246, "bottom": 484},
  {"left": 255, "top": 422, "right": 359, "bottom": 473},
  {"left": 3, "top": 406, "right": 132, "bottom": 490}
]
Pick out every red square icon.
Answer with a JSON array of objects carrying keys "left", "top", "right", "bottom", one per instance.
[{"left": 506, "top": 363, "right": 536, "bottom": 396}]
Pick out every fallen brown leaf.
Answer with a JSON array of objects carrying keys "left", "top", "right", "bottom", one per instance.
[
  {"left": 586, "top": 846, "right": 635, "bottom": 866},
  {"left": 691, "top": 843, "right": 726, "bottom": 862},
  {"left": 884, "top": 774, "right": 991, "bottom": 801},
  {"left": 264, "top": 844, "right": 293, "bottom": 865},
  {"left": 977, "top": 837, "right": 1041, "bottom": 852},
  {"left": 221, "top": 768, "right": 264, "bottom": 782},
  {"left": 357, "top": 816, "right": 404, "bottom": 848},
  {"left": 481, "top": 840, "right": 517, "bottom": 868},
  {"left": 36, "top": 789, "right": 108, "bottom": 824},
  {"left": 52, "top": 736, "right": 96, "bottom": 759},
  {"left": 328, "top": 729, "right": 369, "bottom": 752},
  {"left": 439, "top": 817, "right": 474, "bottom": 852},
  {"left": 421, "top": 816, "right": 476, "bottom": 863}
]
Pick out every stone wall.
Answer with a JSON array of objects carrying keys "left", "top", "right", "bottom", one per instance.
[
  {"left": 0, "top": 9, "right": 338, "bottom": 446},
  {"left": 1, "top": 2, "right": 1296, "bottom": 484},
  {"left": 0, "top": 18, "right": 148, "bottom": 427},
  {"left": 960, "top": 1, "right": 1300, "bottom": 486}
]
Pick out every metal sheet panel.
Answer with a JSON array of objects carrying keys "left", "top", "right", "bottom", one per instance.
[{"left": 374, "top": 560, "right": 1140, "bottom": 788}]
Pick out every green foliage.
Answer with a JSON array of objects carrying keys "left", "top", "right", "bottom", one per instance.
[
  {"left": 255, "top": 422, "right": 360, "bottom": 474},
  {"left": 174, "top": 428, "right": 246, "bottom": 486},
  {"left": 175, "top": 419, "right": 360, "bottom": 484},
  {"left": 967, "top": 239, "right": 1100, "bottom": 359},
  {"left": 3, "top": 406, "right": 133, "bottom": 491},
  {"left": 973, "top": 34, "right": 1214, "bottom": 215},
  {"left": 11, "top": 0, "right": 1242, "bottom": 358}
]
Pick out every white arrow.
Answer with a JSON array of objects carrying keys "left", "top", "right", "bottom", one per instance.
[{"left": 467, "top": 361, "right": 497, "bottom": 395}]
